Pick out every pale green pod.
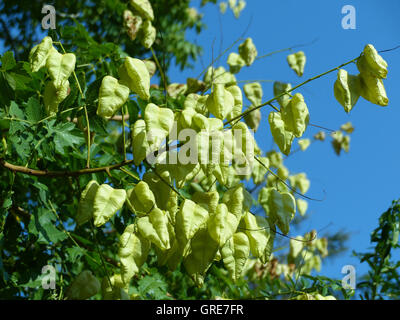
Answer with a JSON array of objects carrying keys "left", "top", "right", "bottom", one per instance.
[
  {"left": 176, "top": 199, "right": 209, "bottom": 244},
  {"left": 242, "top": 212, "right": 270, "bottom": 263},
  {"left": 282, "top": 93, "right": 309, "bottom": 138},
  {"left": 140, "top": 20, "right": 156, "bottom": 49},
  {"left": 244, "top": 108, "right": 261, "bottom": 132},
  {"left": 131, "top": 119, "right": 149, "bottom": 166},
  {"left": 183, "top": 227, "right": 219, "bottom": 279},
  {"left": 66, "top": 270, "right": 101, "bottom": 300},
  {"left": 268, "top": 111, "right": 294, "bottom": 156},
  {"left": 29, "top": 36, "right": 53, "bottom": 72},
  {"left": 238, "top": 38, "right": 257, "bottom": 66},
  {"left": 227, "top": 52, "right": 246, "bottom": 74},
  {"left": 119, "top": 57, "right": 150, "bottom": 100},
  {"left": 97, "top": 76, "right": 130, "bottom": 118},
  {"left": 46, "top": 49, "right": 76, "bottom": 89},
  {"left": 137, "top": 207, "right": 171, "bottom": 250},
  {"left": 296, "top": 199, "right": 308, "bottom": 216},
  {"left": 43, "top": 79, "right": 70, "bottom": 116},
  {"left": 76, "top": 180, "right": 99, "bottom": 226},
  {"left": 207, "top": 203, "right": 239, "bottom": 247},
  {"left": 289, "top": 173, "right": 310, "bottom": 194},
  {"left": 123, "top": 10, "right": 143, "bottom": 41},
  {"left": 125, "top": 181, "right": 156, "bottom": 216},
  {"left": 333, "top": 69, "right": 361, "bottom": 113},
  {"left": 298, "top": 138, "right": 311, "bottom": 151},
  {"left": 130, "top": 0, "right": 154, "bottom": 20},
  {"left": 357, "top": 44, "right": 388, "bottom": 79},
  {"left": 225, "top": 85, "right": 243, "bottom": 121},
  {"left": 243, "top": 82, "right": 262, "bottom": 106},
  {"left": 287, "top": 51, "right": 306, "bottom": 77},
  {"left": 221, "top": 232, "right": 250, "bottom": 281},
  {"left": 118, "top": 225, "right": 151, "bottom": 284},
  {"left": 144, "top": 103, "right": 174, "bottom": 150},
  {"left": 359, "top": 72, "right": 389, "bottom": 106},
  {"left": 93, "top": 184, "right": 126, "bottom": 227},
  {"left": 206, "top": 83, "right": 234, "bottom": 120},
  {"left": 273, "top": 81, "right": 292, "bottom": 108},
  {"left": 203, "top": 66, "right": 236, "bottom": 86}
]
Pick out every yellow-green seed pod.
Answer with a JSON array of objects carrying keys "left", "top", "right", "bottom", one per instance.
[
  {"left": 287, "top": 51, "right": 306, "bottom": 77},
  {"left": 119, "top": 57, "right": 150, "bottom": 100},
  {"left": 238, "top": 38, "right": 257, "bottom": 66},
  {"left": 227, "top": 52, "right": 246, "bottom": 74},
  {"left": 130, "top": 0, "right": 154, "bottom": 21},
  {"left": 333, "top": 69, "right": 361, "bottom": 113},
  {"left": 29, "top": 36, "right": 53, "bottom": 72},
  {"left": 358, "top": 73, "right": 389, "bottom": 106},
  {"left": 43, "top": 80, "right": 70, "bottom": 116},
  {"left": 357, "top": 44, "right": 388, "bottom": 79},
  {"left": 66, "top": 270, "right": 101, "bottom": 300},
  {"left": 97, "top": 76, "right": 130, "bottom": 118},
  {"left": 140, "top": 20, "right": 156, "bottom": 49}
]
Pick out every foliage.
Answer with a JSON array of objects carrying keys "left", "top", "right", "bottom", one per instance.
[
  {"left": 0, "top": 0, "right": 393, "bottom": 300},
  {"left": 355, "top": 199, "right": 400, "bottom": 300}
]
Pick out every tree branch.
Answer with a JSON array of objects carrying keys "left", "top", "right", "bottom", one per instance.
[{"left": 0, "top": 158, "right": 134, "bottom": 177}]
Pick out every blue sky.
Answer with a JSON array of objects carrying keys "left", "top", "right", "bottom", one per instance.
[{"left": 169, "top": 0, "right": 400, "bottom": 285}]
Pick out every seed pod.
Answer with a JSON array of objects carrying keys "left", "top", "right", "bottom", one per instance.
[
  {"left": 227, "top": 52, "right": 245, "bottom": 74},
  {"left": 268, "top": 111, "right": 294, "bottom": 156},
  {"left": 221, "top": 232, "right": 250, "bottom": 281},
  {"left": 273, "top": 81, "right": 292, "bottom": 108},
  {"left": 43, "top": 80, "right": 70, "bottom": 116},
  {"left": 137, "top": 207, "right": 171, "bottom": 250},
  {"left": 281, "top": 93, "right": 309, "bottom": 138},
  {"left": 97, "top": 76, "right": 130, "bottom": 118},
  {"left": 233, "top": 0, "right": 246, "bottom": 19},
  {"left": 358, "top": 72, "right": 388, "bottom": 106},
  {"left": 225, "top": 85, "right": 243, "bottom": 121},
  {"left": 298, "top": 138, "right": 311, "bottom": 151},
  {"left": 208, "top": 203, "right": 238, "bottom": 247},
  {"left": 244, "top": 108, "right": 261, "bottom": 131},
  {"left": 287, "top": 51, "right": 306, "bottom": 77},
  {"left": 76, "top": 180, "right": 99, "bottom": 226},
  {"left": 29, "top": 36, "right": 53, "bottom": 72},
  {"left": 93, "top": 184, "right": 127, "bottom": 227},
  {"left": 46, "top": 49, "right": 76, "bottom": 89},
  {"left": 66, "top": 270, "right": 101, "bottom": 300},
  {"left": 126, "top": 181, "right": 156, "bottom": 216},
  {"left": 131, "top": 119, "right": 149, "bottom": 166},
  {"left": 119, "top": 226, "right": 151, "bottom": 284},
  {"left": 143, "top": 60, "right": 156, "bottom": 77},
  {"left": 119, "top": 57, "right": 150, "bottom": 100},
  {"left": 333, "top": 69, "right": 361, "bottom": 113},
  {"left": 140, "top": 20, "right": 156, "bottom": 49},
  {"left": 238, "top": 38, "right": 257, "bottom": 66},
  {"left": 123, "top": 10, "right": 142, "bottom": 41},
  {"left": 357, "top": 44, "right": 388, "bottom": 79},
  {"left": 206, "top": 83, "right": 234, "bottom": 120},
  {"left": 203, "top": 66, "right": 236, "bottom": 86},
  {"left": 219, "top": 2, "right": 228, "bottom": 14},
  {"left": 243, "top": 82, "right": 262, "bottom": 106},
  {"left": 130, "top": 0, "right": 154, "bottom": 21}
]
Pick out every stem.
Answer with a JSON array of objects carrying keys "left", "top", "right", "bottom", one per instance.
[
  {"left": 0, "top": 158, "right": 134, "bottom": 177},
  {"left": 55, "top": 40, "right": 91, "bottom": 168},
  {"left": 151, "top": 47, "right": 167, "bottom": 96},
  {"left": 121, "top": 105, "right": 127, "bottom": 162},
  {"left": 226, "top": 55, "right": 361, "bottom": 126}
]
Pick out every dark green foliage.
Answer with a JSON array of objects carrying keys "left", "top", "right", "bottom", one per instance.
[{"left": 355, "top": 199, "right": 400, "bottom": 300}]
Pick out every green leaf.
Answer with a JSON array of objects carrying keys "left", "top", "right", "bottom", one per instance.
[
  {"left": 1, "top": 51, "right": 17, "bottom": 71},
  {"left": 25, "top": 97, "right": 44, "bottom": 123}
]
